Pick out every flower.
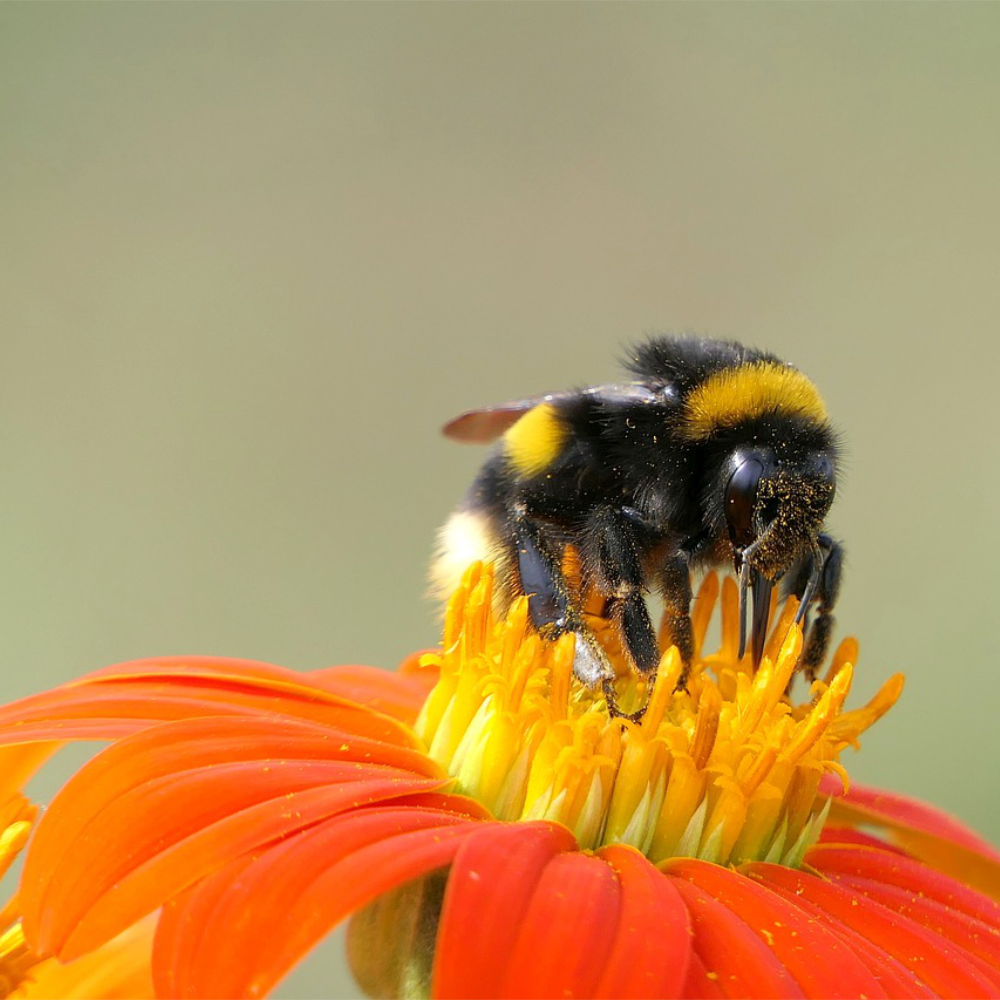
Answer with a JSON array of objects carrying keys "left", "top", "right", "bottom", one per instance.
[
  {"left": 0, "top": 563, "right": 997, "bottom": 999},
  {"left": 0, "top": 746, "right": 156, "bottom": 999}
]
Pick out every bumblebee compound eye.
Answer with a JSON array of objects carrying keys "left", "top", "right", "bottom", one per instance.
[{"left": 725, "top": 455, "right": 765, "bottom": 550}]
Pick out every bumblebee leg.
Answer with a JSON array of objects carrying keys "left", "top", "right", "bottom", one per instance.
[
  {"left": 803, "top": 535, "right": 843, "bottom": 682},
  {"left": 786, "top": 535, "right": 843, "bottom": 683},
  {"left": 658, "top": 553, "right": 694, "bottom": 690},
  {"left": 582, "top": 506, "right": 660, "bottom": 678},
  {"left": 511, "top": 514, "right": 615, "bottom": 692}
]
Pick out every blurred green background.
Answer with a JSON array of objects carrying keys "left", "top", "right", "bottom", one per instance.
[{"left": 2, "top": 4, "right": 999, "bottom": 997}]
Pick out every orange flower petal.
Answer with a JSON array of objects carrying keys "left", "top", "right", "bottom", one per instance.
[
  {"left": 821, "top": 777, "right": 1000, "bottom": 860},
  {"left": 667, "top": 877, "right": 804, "bottom": 999},
  {"left": 498, "top": 851, "right": 622, "bottom": 998},
  {"left": 394, "top": 648, "right": 442, "bottom": 677},
  {"left": 744, "top": 867, "right": 937, "bottom": 999},
  {"left": 21, "top": 913, "right": 157, "bottom": 1000},
  {"left": 25, "top": 713, "right": 438, "bottom": 880},
  {"left": 0, "top": 657, "right": 417, "bottom": 749},
  {"left": 750, "top": 861, "right": 999, "bottom": 998},
  {"left": 836, "top": 875, "right": 1000, "bottom": 983},
  {"left": 680, "top": 951, "right": 726, "bottom": 999},
  {"left": 817, "top": 825, "right": 910, "bottom": 854},
  {"left": 666, "top": 858, "right": 885, "bottom": 999},
  {"left": 593, "top": 845, "right": 692, "bottom": 1000},
  {"left": 310, "top": 663, "right": 438, "bottom": 724},
  {"left": 154, "top": 852, "right": 257, "bottom": 1000},
  {"left": 81, "top": 655, "right": 409, "bottom": 701},
  {"left": 66, "top": 776, "right": 454, "bottom": 961},
  {"left": 21, "top": 715, "right": 450, "bottom": 958},
  {"left": 433, "top": 822, "right": 578, "bottom": 1000},
  {"left": 808, "top": 843, "right": 1000, "bottom": 929},
  {"left": 821, "top": 776, "right": 1000, "bottom": 899},
  {"left": 0, "top": 744, "right": 57, "bottom": 799},
  {"left": 154, "top": 805, "right": 483, "bottom": 999}
]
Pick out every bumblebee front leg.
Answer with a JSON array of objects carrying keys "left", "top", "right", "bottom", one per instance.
[
  {"left": 510, "top": 513, "right": 616, "bottom": 694},
  {"left": 786, "top": 534, "right": 843, "bottom": 682}
]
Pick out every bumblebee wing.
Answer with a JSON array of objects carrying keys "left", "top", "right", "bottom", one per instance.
[
  {"left": 442, "top": 383, "right": 663, "bottom": 444},
  {"left": 580, "top": 382, "right": 665, "bottom": 406},
  {"left": 442, "top": 394, "right": 560, "bottom": 443}
]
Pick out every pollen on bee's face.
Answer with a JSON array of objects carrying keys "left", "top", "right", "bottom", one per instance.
[
  {"left": 752, "top": 476, "right": 833, "bottom": 571},
  {"left": 414, "top": 562, "right": 902, "bottom": 868}
]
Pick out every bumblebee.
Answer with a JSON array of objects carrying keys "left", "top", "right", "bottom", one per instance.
[{"left": 432, "top": 337, "right": 842, "bottom": 717}]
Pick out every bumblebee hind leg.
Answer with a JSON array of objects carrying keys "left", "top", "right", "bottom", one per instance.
[
  {"left": 509, "top": 511, "right": 630, "bottom": 712},
  {"left": 656, "top": 553, "right": 695, "bottom": 690},
  {"left": 581, "top": 505, "right": 662, "bottom": 677},
  {"left": 578, "top": 505, "right": 675, "bottom": 721}
]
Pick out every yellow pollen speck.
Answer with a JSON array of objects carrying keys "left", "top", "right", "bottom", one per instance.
[
  {"left": 682, "top": 362, "right": 828, "bottom": 440},
  {"left": 414, "top": 562, "right": 904, "bottom": 867},
  {"left": 504, "top": 403, "right": 568, "bottom": 477}
]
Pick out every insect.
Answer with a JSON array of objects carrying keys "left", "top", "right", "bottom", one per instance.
[{"left": 432, "top": 337, "right": 842, "bottom": 718}]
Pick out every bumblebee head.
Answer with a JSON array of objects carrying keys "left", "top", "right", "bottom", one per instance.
[
  {"left": 723, "top": 446, "right": 837, "bottom": 665},
  {"left": 725, "top": 448, "right": 836, "bottom": 577}
]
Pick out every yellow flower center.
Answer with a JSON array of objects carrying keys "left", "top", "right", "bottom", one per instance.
[{"left": 415, "top": 562, "right": 903, "bottom": 867}]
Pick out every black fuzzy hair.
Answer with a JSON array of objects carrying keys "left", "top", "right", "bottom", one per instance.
[{"left": 623, "top": 337, "right": 784, "bottom": 395}]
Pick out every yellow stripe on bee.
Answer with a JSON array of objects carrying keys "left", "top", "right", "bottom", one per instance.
[
  {"left": 505, "top": 403, "right": 568, "bottom": 477},
  {"left": 682, "top": 362, "right": 828, "bottom": 439}
]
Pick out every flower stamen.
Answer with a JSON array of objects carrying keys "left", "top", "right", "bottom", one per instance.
[{"left": 415, "top": 562, "right": 904, "bottom": 866}]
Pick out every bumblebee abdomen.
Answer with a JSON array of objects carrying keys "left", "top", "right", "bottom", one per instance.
[
  {"left": 429, "top": 508, "right": 505, "bottom": 606},
  {"left": 502, "top": 402, "right": 569, "bottom": 477}
]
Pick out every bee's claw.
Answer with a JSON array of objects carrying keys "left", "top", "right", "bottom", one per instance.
[{"left": 603, "top": 678, "right": 649, "bottom": 724}]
